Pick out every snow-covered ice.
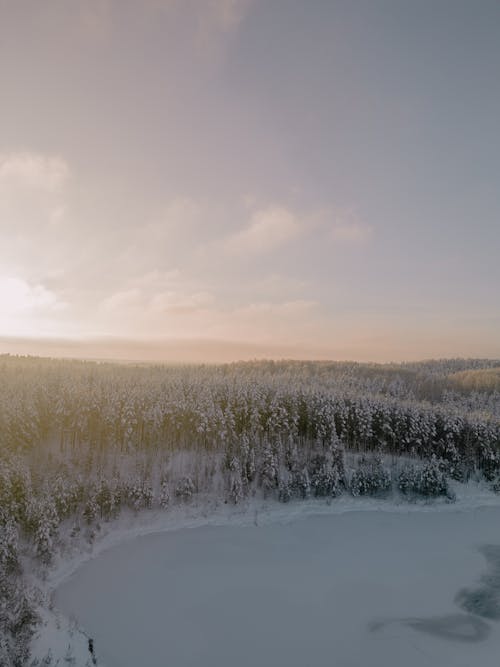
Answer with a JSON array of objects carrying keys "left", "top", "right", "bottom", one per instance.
[{"left": 52, "top": 504, "right": 500, "bottom": 667}]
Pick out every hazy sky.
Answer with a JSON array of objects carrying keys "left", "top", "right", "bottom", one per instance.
[{"left": 1, "top": 0, "right": 499, "bottom": 362}]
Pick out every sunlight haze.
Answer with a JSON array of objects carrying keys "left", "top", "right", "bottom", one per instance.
[{"left": 1, "top": 0, "right": 499, "bottom": 361}]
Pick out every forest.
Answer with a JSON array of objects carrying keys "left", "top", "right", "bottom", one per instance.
[{"left": 1, "top": 355, "right": 500, "bottom": 665}]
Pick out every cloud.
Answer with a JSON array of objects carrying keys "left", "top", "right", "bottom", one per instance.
[
  {"left": 202, "top": 299, "right": 322, "bottom": 345},
  {"left": 189, "top": 0, "right": 253, "bottom": 59},
  {"left": 96, "top": 266, "right": 320, "bottom": 346},
  {"left": 75, "top": 0, "right": 113, "bottom": 41},
  {"left": 205, "top": 0, "right": 252, "bottom": 31},
  {"left": 135, "top": 269, "right": 183, "bottom": 289},
  {"left": 0, "top": 152, "right": 70, "bottom": 237},
  {"left": 0, "top": 275, "right": 67, "bottom": 336},
  {"left": 252, "top": 273, "right": 309, "bottom": 299},
  {"left": 0, "top": 276, "right": 62, "bottom": 312},
  {"left": 14, "top": 0, "right": 252, "bottom": 57},
  {"left": 150, "top": 0, "right": 251, "bottom": 31},
  {"left": 234, "top": 299, "right": 318, "bottom": 318},
  {"left": 328, "top": 210, "right": 372, "bottom": 242},
  {"left": 223, "top": 205, "right": 303, "bottom": 255},
  {"left": 98, "top": 269, "right": 216, "bottom": 332},
  {"left": 215, "top": 204, "right": 371, "bottom": 262},
  {"left": 150, "top": 290, "right": 215, "bottom": 315},
  {"left": 0, "top": 150, "right": 369, "bottom": 347},
  {"left": 0, "top": 152, "right": 72, "bottom": 283},
  {"left": 100, "top": 288, "right": 142, "bottom": 312},
  {"left": 207, "top": 203, "right": 371, "bottom": 266},
  {"left": 140, "top": 198, "right": 201, "bottom": 255},
  {"left": 0, "top": 152, "right": 69, "bottom": 194}
]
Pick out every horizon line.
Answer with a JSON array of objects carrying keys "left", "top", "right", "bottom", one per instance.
[{"left": 1, "top": 335, "right": 499, "bottom": 367}]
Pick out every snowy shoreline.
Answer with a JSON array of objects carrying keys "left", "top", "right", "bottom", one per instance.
[
  {"left": 31, "top": 483, "right": 500, "bottom": 666},
  {"left": 46, "top": 481, "right": 500, "bottom": 591}
]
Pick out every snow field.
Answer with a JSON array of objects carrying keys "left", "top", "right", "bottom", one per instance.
[{"left": 49, "top": 503, "right": 500, "bottom": 667}]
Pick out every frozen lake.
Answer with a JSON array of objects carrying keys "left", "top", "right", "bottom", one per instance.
[{"left": 55, "top": 507, "right": 500, "bottom": 667}]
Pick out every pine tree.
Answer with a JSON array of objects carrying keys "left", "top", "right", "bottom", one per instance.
[{"left": 260, "top": 441, "right": 278, "bottom": 492}]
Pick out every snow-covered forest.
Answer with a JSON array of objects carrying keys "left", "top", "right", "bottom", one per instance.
[{"left": 1, "top": 355, "right": 500, "bottom": 665}]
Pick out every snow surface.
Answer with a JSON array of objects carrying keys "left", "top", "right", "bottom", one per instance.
[{"left": 44, "top": 492, "right": 500, "bottom": 667}]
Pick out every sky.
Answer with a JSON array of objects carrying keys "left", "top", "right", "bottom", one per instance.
[{"left": 0, "top": 0, "right": 499, "bottom": 362}]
